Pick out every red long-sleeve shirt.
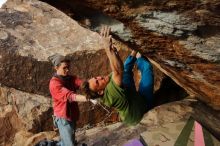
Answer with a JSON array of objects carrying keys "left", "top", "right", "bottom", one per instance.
[{"left": 49, "top": 75, "right": 82, "bottom": 121}]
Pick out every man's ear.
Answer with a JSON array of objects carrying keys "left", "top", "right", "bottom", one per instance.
[{"left": 97, "top": 90, "right": 104, "bottom": 95}]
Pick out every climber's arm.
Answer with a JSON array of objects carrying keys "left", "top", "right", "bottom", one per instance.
[{"left": 100, "top": 26, "right": 124, "bottom": 86}]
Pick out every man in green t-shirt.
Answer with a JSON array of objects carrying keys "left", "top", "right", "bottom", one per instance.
[{"left": 81, "top": 26, "right": 154, "bottom": 125}]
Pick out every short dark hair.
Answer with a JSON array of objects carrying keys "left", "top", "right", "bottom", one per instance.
[{"left": 80, "top": 80, "right": 100, "bottom": 99}]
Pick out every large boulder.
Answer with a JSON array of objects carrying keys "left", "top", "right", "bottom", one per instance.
[
  {"left": 10, "top": 98, "right": 195, "bottom": 146},
  {"left": 0, "top": 0, "right": 131, "bottom": 144},
  {"left": 12, "top": 130, "right": 58, "bottom": 146},
  {"left": 1, "top": 0, "right": 103, "bottom": 95},
  {"left": 76, "top": 98, "right": 195, "bottom": 146},
  {"left": 42, "top": 0, "right": 220, "bottom": 140},
  {"left": 1, "top": 0, "right": 219, "bottom": 144},
  {"left": 50, "top": 0, "right": 220, "bottom": 109},
  {"left": 76, "top": 98, "right": 220, "bottom": 145},
  {"left": 0, "top": 85, "right": 52, "bottom": 145}
]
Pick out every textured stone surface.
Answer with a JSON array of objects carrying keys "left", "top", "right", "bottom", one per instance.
[
  {"left": 0, "top": 3, "right": 131, "bottom": 144},
  {"left": 10, "top": 99, "right": 220, "bottom": 146},
  {"left": 0, "top": 1, "right": 132, "bottom": 144},
  {"left": 135, "top": 11, "right": 198, "bottom": 37},
  {"left": 0, "top": 84, "right": 120, "bottom": 145},
  {"left": 1, "top": 1, "right": 102, "bottom": 61},
  {"left": 140, "top": 120, "right": 220, "bottom": 146},
  {"left": 87, "top": 12, "right": 133, "bottom": 42},
  {"left": 0, "top": 0, "right": 105, "bottom": 95},
  {"left": 76, "top": 99, "right": 195, "bottom": 146},
  {"left": 14, "top": 99, "right": 190, "bottom": 146},
  {"left": 0, "top": 0, "right": 7, "bottom": 8},
  {"left": 0, "top": 0, "right": 133, "bottom": 96},
  {"left": 55, "top": 0, "right": 220, "bottom": 109},
  {"left": 1, "top": 0, "right": 220, "bottom": 145},
  {"left": 12, "top": 130, "right": 58, "bottom": 146},
  {"left": 12, "top": 131, "right": 33, "bottom": 146},
  {"left": 76, "top": 99, "right": 220, "bottom": 145},
  {"left": 0, "top": 85, "right": 51, "bottom": 145},
  {"left": 40, "top": 0, "right": 220, "bottom": 141},
  {"left": 179, "top": 36, "right": 220, "bottom": 62},
  {"left": 0, "top": 106, "right": 23, "bottom": 146}
]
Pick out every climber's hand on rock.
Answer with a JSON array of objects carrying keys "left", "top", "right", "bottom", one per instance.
[{"left": 100, "top": 26, "right": 112, "bottom": 52}]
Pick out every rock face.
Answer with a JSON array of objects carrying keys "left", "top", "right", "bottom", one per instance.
[
  {"left": 0, "top": 0, "right": 103, "bottom": 95},
  {"left": 2, "top": 0, "right": 173, "bottom": 145},
  {"left": 42, "top": 0, "right": 220, "bottom": 140},
  {"left": 0, "top": 0, "right": 220, "bottom": 145},
  {"left": 11, "top": 98, "right": 195, "bottom": 146},
  {"left": 135, "top": 11, "right": 198, "bottom": 37},
  {"left": 11, "top": 98, "right": 220, "bottom": 145},
  {"left": 76, "top": 99, "right": 220, "bottom": 145},
  {"left": 0, "top": 85, "right": 53, "bottom": 145},
  {"left": 54, "top": 0, "right": 220, "bottom": 109},
  {"left": 0, "top": 0, "right": 131, "bottom": 144},
  {"left": 76, "top": 98, "right": 195, "bottom": 146},
  {"left": 0, "top": 85, "right": 52, "bottom": 132},
  {"left": 13, "top": 131, "right": 58, "bottom": 146}
]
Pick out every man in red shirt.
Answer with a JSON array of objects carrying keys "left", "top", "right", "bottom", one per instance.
[{"left": 48, "top": 54, "right": 88, "bottom": 146}]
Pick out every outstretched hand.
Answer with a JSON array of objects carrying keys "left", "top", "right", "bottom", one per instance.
[
  {"left": 99, "top": 26, "right": 123, "bottom": 86},
  {"left": 100, "top": 26, "right": 113, "bottom": 52}
]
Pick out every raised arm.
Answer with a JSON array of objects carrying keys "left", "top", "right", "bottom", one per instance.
[{"left": 100, "top": 26, "right": 124, "bottom": 86}]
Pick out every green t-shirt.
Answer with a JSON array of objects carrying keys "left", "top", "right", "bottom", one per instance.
[{"left": 101, "top": 76, "right": 148, "bottom": 125}]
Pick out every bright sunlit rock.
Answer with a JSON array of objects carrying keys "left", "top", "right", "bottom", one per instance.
[{"left": 0, "top": 0, "right": 7, "bottom": 8}]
